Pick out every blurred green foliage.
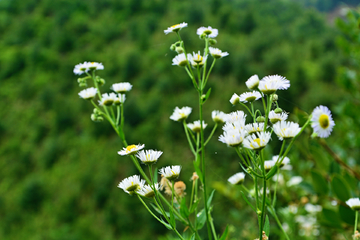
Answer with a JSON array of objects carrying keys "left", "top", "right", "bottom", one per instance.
[{"left": 0, "top": 0, "right": 358, "bottom": 239}]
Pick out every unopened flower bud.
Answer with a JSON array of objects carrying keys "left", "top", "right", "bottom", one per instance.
[
  {"left": 79, "top": 82, "right": 87, "bottom": 87},
  {"left": 271, "top": 94, "right": 278, "bottom": 102},
  {"left": 175, "top": 46, "right": 184, "bottom": 54},
  {"left": 209, "top": 39, "right": 217, "bottom": 45},
  {"left": 257, "top": 209, "right": 262, "bottom": 215},
  {"left": 201, "top": 94, "right": 206, "bottom": 100},
  {"left": 170, "top": 44, "right": 176, "bottom": 51},
  {"left": 91, "top": 113, "right": 104, "bottom": 122},
  {"left": 77, "top": 77, "right": 88, "bottom": 87},
  {"left": 256, "top": 116, "right": 265, "bottom": 123},
  {"left": 96, "top": 77, "right": 105, "bottom": 86},
  {"left": 200, "top": 33, "right": 207, "bottom": 39},
  {"left": 274, "top": 107, "right": 282, "bottom": 114}
]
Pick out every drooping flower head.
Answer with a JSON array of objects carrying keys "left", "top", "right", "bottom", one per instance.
[
  {"left": 273, "top": 121, "right": 301, "bottom": 141},
  {"left": 197, "top": 26, "right": 218, "bottom": 38},
  {"left": 118, "top": 175, "right": 145, "bottom": 194},
  {"left": 170, "top": 106, "right": 192, "bottom": 121},
  {"left": 311, "top": 105, "right": 335, "bottom": 138},
  {"left": 269, "top": 110, "right": 288, "bottom": 124},
  {"left": 209, "top": 47, "right": 229, "bottom": 59},
  {"left": 136, "top": 149, "right": 163, "bottom": 165},
  {"left": 118, "top": 144, "right": 145, "bottom": 156},
  {"left": 228, "top": 172, "right": 245, "bottom": 185},
  {"left": 187, "top": 120, "right": 207, "bottom": 133},
  {"left": 229, "top": 93, "right": 240, "bottom": 105},
  {"left": 164, "top": 22, "right": 188, "bottom": 34},
  {"left": 159, "top": 165, "right": 181, "bottom": 181},
  {"left": 137, "top": 183, "right": 162, "bottom": 198},
  {"left": 172, "top": 53, "right": 191, "bottom": 67},
  {"left": 239, "top": 91, "right": 262, "bottom": 103},
  {"left": 114, "top": 94, "right": 126, "bottom": 105},
  {"left": 258, "top": 75, "right": 290, "bottom": 95},
  {"left": 346, "top": 198, "right": 360, "bottom": 211},
  {"left": 111, "top": 82, "right": 133, "bottom": 93},
  {"left": 212, "top": 110, "right": 227, "bottom": 124},
  {"left": 245, "top": 75, "right": 260, "bottom": 90},
  {"left": 243, "top": 132, "right": 271, "bottom": 151},
  {"left": 264, "top": 160, "right": 276, "bottom": 171},
  {"left": 78, "top": 87, "right": 97, "bottom": 100}
]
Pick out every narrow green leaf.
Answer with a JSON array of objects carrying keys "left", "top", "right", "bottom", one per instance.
[
  {"left": 240, "top": 191, "right": 256, "bottom": 211},
  {"left": 265, "top": 165, "right": 278, "bottom": 180},
  {"left": 189, "top": 199, "right": 200, "bottom": 213},
  {"left": 264, "top": 215, "right": 270, "bottom": 237},
  {"left": 180, "top": 197, "right": 190, "bottom": 219},
  {"left": 159, "top": 218, "right": 173, "bottom": 230},
  {"left": 153, "top": 167, "right": 158, "bottom": 183},
  {"left": 169, "top": 207, "right": 176, "bottom": 228},
  {"left": 331, "top": 174, "right": 351, "bottom": 202},
  {"left": 207, "top": 190, "right": 216, "bottom": 209},
  {"left": 189, "top": 233, "right": 195, "bottom": 240},
  {"left": 196, "top": 209, "right": 206, "bottom": 230},
  {"left": 202, "top": 88, "right": 211, "bottom": 104},
  {"left": 310, "top": 169, "right": 328, "bottom": 195},
  {"left": 193, "top": 160, "right": 203, "bottom": 184},
  {"left": 219, "top": 225, "right": 229, "bottom": 240}
]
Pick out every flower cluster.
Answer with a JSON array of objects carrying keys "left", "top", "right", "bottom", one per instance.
[{"left": 73, "top": 61, "right": 104, "bottom": 75}]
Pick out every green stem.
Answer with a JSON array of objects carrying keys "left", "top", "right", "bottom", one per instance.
[
  {"left": 204, "top": 123, "right": 218, "bottom": 147},
  {"left": 183, "top": 120, "right": 196, "bottom": 155},
  {"left": 355, "top": 211, "right": 359, "bottom": 238},
  {"left": 268, "top": 206, "right": 290, "bottom": 240}
]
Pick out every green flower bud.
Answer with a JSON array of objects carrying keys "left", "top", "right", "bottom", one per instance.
[
  {"left": 93, "top": 108, "right": 102, "bottom": 115},
  {"left": 79, "top": 82, "right": 87, "bottom": 87},
  {"left": 175, "top": 46, "right": 184, "bottom": 54},
  {"left": 170, "top": 44, "right": 176, "bottom": 51},
  {"left": 96, "top": 77, "right": 105, "bottom": 86},
  {"left": 200, "top": 33, "right": 207, "bottom": 39},
  {"left": 271, "top": 94, "right": 278, "bottom": 102},
  {"left": 91, "top": 114, "right": 104, "bottom": 122},
  {"left": 256, "top": 116, "right": 265, "bottom": 123},
  {"left": 209, "top": 39, "right": 217, "bottom": 45},
  {"left": 274, "top": 107, "right": 283, "bottom": 114}
]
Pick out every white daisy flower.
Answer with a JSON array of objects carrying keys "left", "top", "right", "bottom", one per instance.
[
  {"left": 287, "top": 176, "right": 303, "bottom": 187},
  {"left": 311, "top": 105, "right": 335, "bottom": 138},
  {"left": 170, "top": 106, "right": 192, "bottom": 121},
  {"left": 197, "top": 26, "right": 218, "bottom": 38},
  {"left": 189, "top": 51, "right": 208, "bottom": 67},
  {"left": 208, "top": 47, "right": 229, "bottom": 59},
  {"left": 78, "top": 87, "right": 97, "bottom": 100},
  {"left": 239, "top": 91, "right": 262, "bottom": 103},
  {"left": 228, "top": 172, "right": 245, "bottom": 185},
  {"left": 245, "top": 123, "right": 265, "bottom": 135},
  {"left": 98, "top": 93, "right": 117, "bottom": 106},
  {"left": 229, "top": 93, "right": 240, "bottom": 105},
  {"left": 159, "top": 165, "right": 181, "bottom": 181},
  {"left": 219, "top": 129, "right": 246, "bottom": 147},
  {"left": 137, "top": 183, "right": 162, "bottom": 198},
  {"left": 212, "top": 110, "right": 227, "bottom": 124},
  {"left": 118, "top": 175, "right": 145, "bottom": 194},
  {"left": 74, "top": 62, "right": 89, "bottom": 75},
  {"left": 245, "top": 75, "right": 260, "bottom": 90},
  {"left": 225, "top": 110, "right": 247, "bottom": 124},
  {"left": 346, "top": 198, "right": 360, "bottom": 210},
  {"left": 114, "top": 94, "right": 126, "bottom": 105},
  {"left": 187, "top": 120, "right": 207, "bottom": 133},
  {"left": 118, "top": 144, "right": 145, "bottom": 156},
  {"left": 258, "top": 75, "right": 290, "bottom": 95},
  {"left": 164, "top": 22, "right": 188, "bottom": 34},
  {"left": 272, "top": 155, "right": 291, "bottom": 168},
  {"left": 136, "top": 149, "right": 163, "bottom": 165},
  {"left": 172, "top": 53, "right": 191, "bottom": 67},
  {"left": 264, "top": 160, "right": 276, "bottom": 171},
  {"left": 111, "top": 82, "right": 133, "bottom": 93},
  {"left": 273, "top": 121, "right": 301, "bottom": 141},
  {"left": 222, "top": 121, "right": 246, "bottom": 133},
  {"left": 86, "top": 62, "right": 104, "bottom": 71},
  {"left": 269, "top": 110, "right": 288, "bottom": 124},
  {"left": 243, "top": 132, "right": 271, "bottom": 150}
]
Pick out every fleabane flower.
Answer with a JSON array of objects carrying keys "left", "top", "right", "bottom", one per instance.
[
  {"left": 170, "top": 106, "right": 192, "bottom": 121},
  {"left": 159, "top": 165, "right": 181, "bottom": 181},
  {"left": 212, "top": 110, "right": 227, "bottom": 124},
  {"left": 86, "top": 62, "right": 104, "bottom": 71},
  {"left": 187, "top": 120, "right": 207, "bottom": 133},
  {"left": 118, "top": 144, "right": 145, "bottom": 156},
  {"left": 287, "top": 176, "right": 303, "bottom": 187},
  {"left": 243, "top": 132, "right": 271, "bottom": 150},
  {"left": 228, "top": 172, "right": 245, "bottom": 185},
  {"left": 245, "top": 123, "right": 265, "bottom": 135},
  {"left": 118, "top": 175, "right": 145, "bottom": 194},
  {"left": 272, "top": 155, "right": 291, "bottom": 168},
  {"left": 74, "top": 62, "right": 89, "bottom": 75},
  {"left": 197, "top": 26, "right": 218, "bottom": 38},
  {"left": 136, "top": 149, "right": 163, "bottom": 165},
  {"left": 219, "top": 129, "right": 246, "bottom": 147},
  {"left": 264, "top": 160, "right": 276, "bottom": 171},
  {"left": 269, "top": 110, "right": 288, "bottom": 124},
  {"left": 311, "top": 105, "right": 335, "bottom": 138},
  {"left": 189, "top": 51, "right": 208, "bottom": 67},
  {"left": 172, "top": 53, "right": 191, "bottom": 67},
  {"left": 137, "top": 183, "right": 161, "bottom": 198},
  {"left": 111, "top": 82, "right": 132, "bottom": 93},
  {"left": 225, "top": 110, "right": 247, "bottom": 124},
  {"left": 164, "top": 22, "right": 188, "bottom": 34},
  {"left": 78, "top": 87, "right": 97, "bottom": 100},
  {"left": 229, "top": 93, "right": 240, "bottom": 105},
  {"left": 98, "top": 93, "right": 117, "bottom": 106},
  {"left": 346, "top": 198, "right": 360, "bottom": 211},
  {"left": 114, "top": 94, "right": 126, "bottom": 105},
  {"left": 258, "top": 75, "right": 290, "bottom": 94},
  {"left": 273, "top": 121, "right": 301, "bottom": 141},
  {"left": 245, "top": 75, "right": 260, "bottom": 90},
  {"left": 239, "top": 91, "right": 262, "bottom": 103},
  {"left": 209, "top": 47, "right": 229, "bottom": 59}
]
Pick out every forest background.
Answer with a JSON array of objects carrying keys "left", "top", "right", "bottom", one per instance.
[{"left": 1, "top": 0, "right": 360, "bottom": 239}]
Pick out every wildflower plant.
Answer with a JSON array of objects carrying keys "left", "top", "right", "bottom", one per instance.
[{"left": 73, "top": 23, "right": 336, "bottom": 240}]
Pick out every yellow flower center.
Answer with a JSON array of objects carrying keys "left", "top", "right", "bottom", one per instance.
[
  {"left": 250, "top": 138, "right": 261, "bottom": 149},
  {"left": 319, "top": 114, "right": 329, "bottom": 129},
  {"left": 171, "top": 24, "right": 180, "bottom": 28},
  {"left": 126, "top": 145, "right": 137, "bottom": 152}
]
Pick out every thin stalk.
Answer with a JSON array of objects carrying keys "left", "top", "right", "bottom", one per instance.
[
  {"left": 204, "top": 124, "right": 218, "bottom": 146},
  {"left": 203, "top": 59, "right": 216, "bottom": 87},
  {"left": 355, "top": 211, "right": 359, "bottom": 238},
  {"left": 183, "top": 120, "right": 196, "bottom": 155},
  {"left": 268, "top": 206, "right": 290, "bottom": 240}
]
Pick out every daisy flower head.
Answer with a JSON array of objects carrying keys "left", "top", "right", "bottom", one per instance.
[
  {"left": 311, "top": 105, "right": 335, "bottom": 138},
  {"left": 98, "top": 93, "right": 117, "bottom": 106},
  {"left": 111, "top": 82, "right": 132, "bottom": 93},
  {"left": 136, "top": 149, "right": 163, "bottom": 165},
  {"left": 78, "top": 87, "right": 97, "bottom": 100},
  {"left": 74, "top": 62, "right": 89, "bottom": 75},
  {"left": 229, "top": 93, "right": 240, "bottom": 105},
  {"left": 189, "top": 51, "right": 208, "bottom": 67},
  {"left": 170, "top": 106, "right": 192, "bottom": 122},
  {"left": 222, "top": 121, "right": 245, "bottom": 133},
  {"left": 172, "top": 53, "right": 191, "bottom": 67},
  {"left": 273, "top": 121, "right": 301, "bottom": 141},
  {"left": 118, "top": 144, "right": 145, "bottom": 156},
  {"left": 86, "top": 62, "right": 104, "bottom": 71},
  {"left": 245, "top": 122, "right": 265, "bottom": 135},
  {"left": 212, "top": 110, "right": 227, "bottom": 124},
  {"left": 264, "top": 160, "right": 276, "bottom": 171},
  {"left": 164, "top": 22, "right": 188, "bottom": 34},
  {"left": 228, "top": 172, "right": 245, "bottom": 185},
  {"left": 287, "top": 176, "right": 303, "bottom": 187},
  {"left": 346, "top": 198, "right": 360, "bottom": 211},
  {"left": 118, "top": 175, "right": 145, "bottom": 195},
  {"left": 219, "top": 129, "right": 246, "bottom": 147},
  {"left": 245, "top": 75, "right": 260, "bottom": 90},
  {"left": 159, "top": 165, "right": 181, "bottom": 181},
  {"left": 258, "top": 75, "right": 290, "bottom": 95},
  {"left": 197, "top": 26, "right": 218, "bottom": 38},
  {"left": 243, "top": 132, "right": 271, "bottom": 151},
  {"left": 225, "top": 110, "right": 247, "bottom": 124},
  {"left": 209, "top": 47, "right": 229, "bottom": 59},
  {"left": 239, "top": 91, "right": 262, "bottom": 103},
  {"left": 187, "top": 120, "right": 207, "bottom": 133},
  {"left": 269, "top": 110, "right": 288, "bottom": 124},
  {"left": 272, "top": 155, "right": 290, "bottom": 168},
  {"left": 114, "top": 94, "right": 126, "bottom": 105},
  {"left": 137, "top": 183, "right": 161, "bottom": 198}
]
